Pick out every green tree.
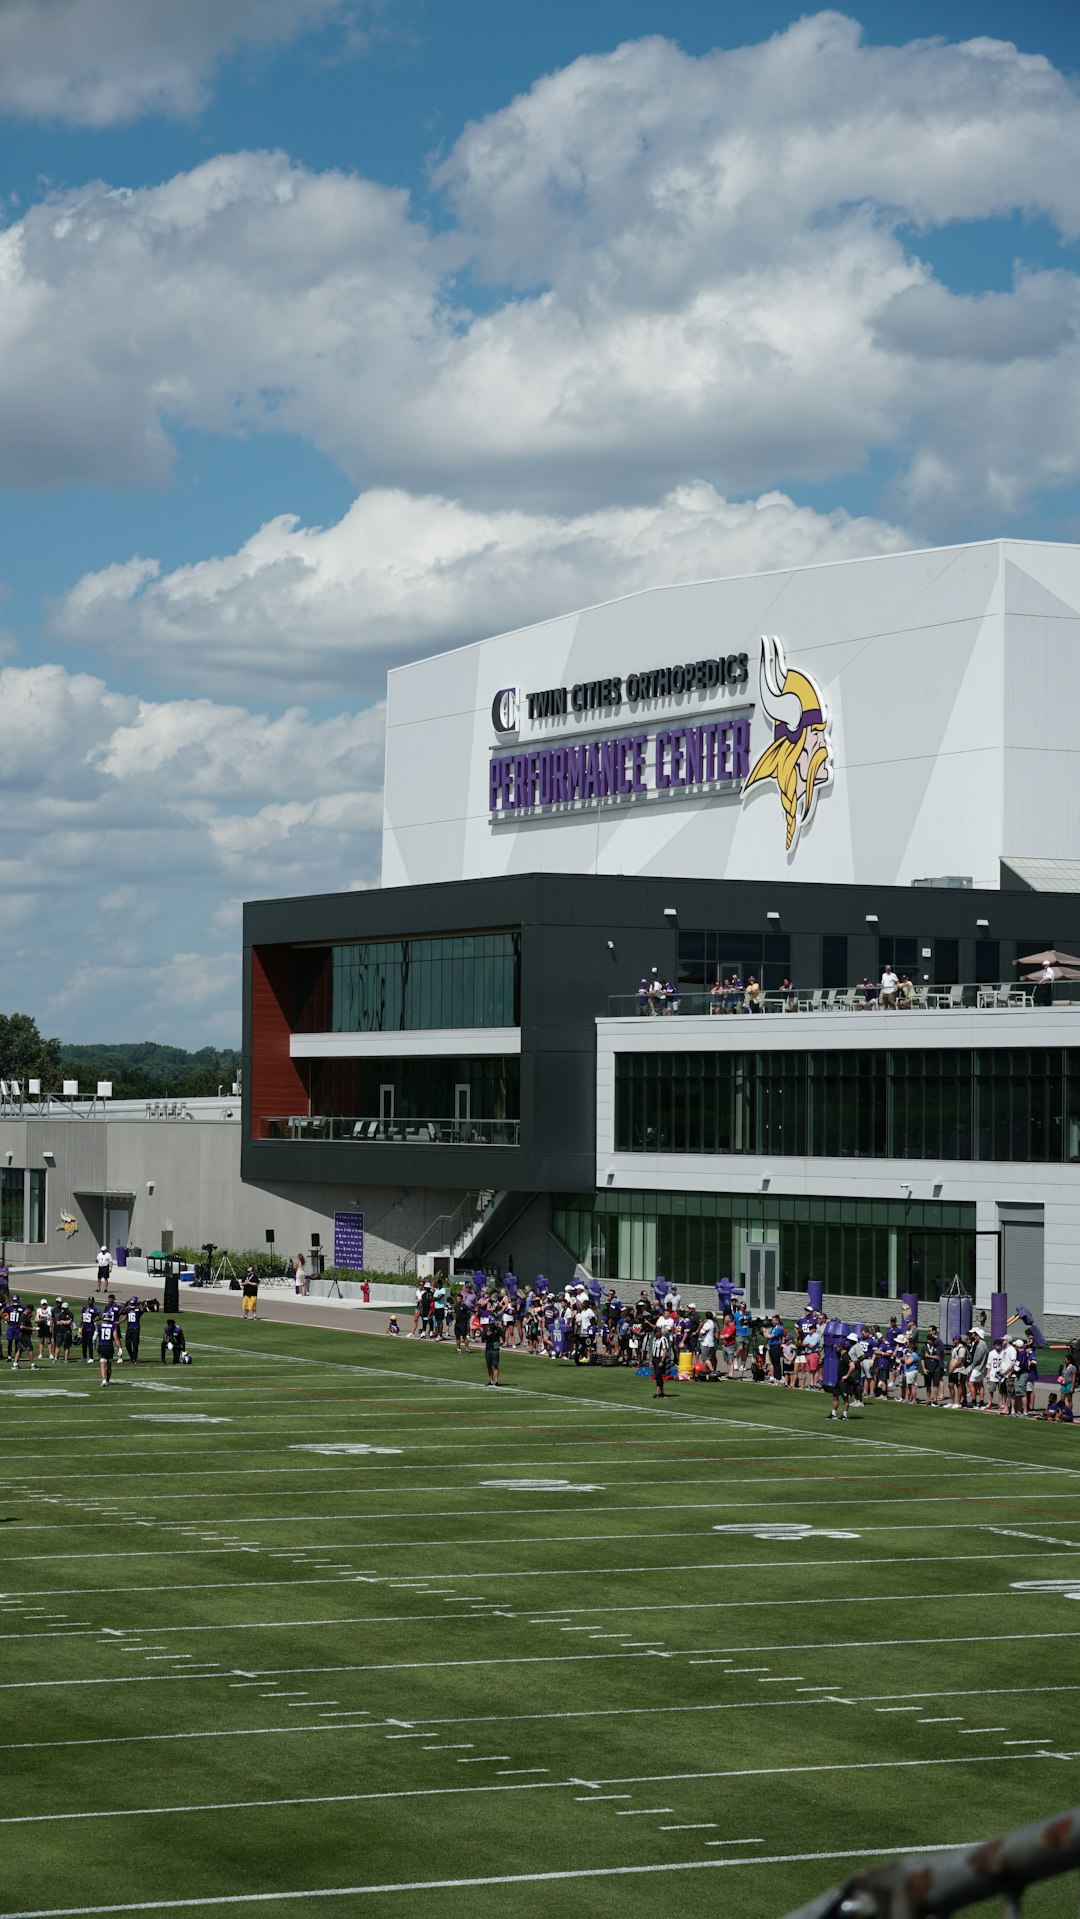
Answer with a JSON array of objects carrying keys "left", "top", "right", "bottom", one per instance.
[{"left": 0, "top": 1013, "right": 63, "bottom": 1089}]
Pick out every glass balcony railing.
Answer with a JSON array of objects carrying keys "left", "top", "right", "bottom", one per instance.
[
  {"left": 608, "top": 981, "right": 1080, "bottom": 1017},
  {"left": 264, "top": 1114, "right": 520, "bottom": 1145}
]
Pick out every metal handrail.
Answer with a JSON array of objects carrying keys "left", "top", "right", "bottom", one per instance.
[
  {"left": 609, "top": 981, "right": 1076, "bottom": 1018},
  {"left": 263, "top": 1115, "right": 519, "bottom": 1146},
  {"left": 782, "top": 1805, "right": 1080, "bottom": 1917}
]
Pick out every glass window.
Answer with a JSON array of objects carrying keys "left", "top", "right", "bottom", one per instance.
[
  {"left": 27, "top": 1169, "right": 45, "bottom": 1244},
  {"left": 552, "top": 1190, "right": 975, "bottom": 1302},
  {"left": 975, "top": 939, "right": 1000, "bottom": 984},
  {"left": 615, "top": 1046, "right": 1074, "bottom": 1165},
  {"left": 1, "top": 1167, "right": 24, "bottom": 1241},
  {"left": 821, "top": 935, "right": 847, "bottom": 989},
  {"left": 318, "top": 930, "right": 521, "bottom": 1032}
]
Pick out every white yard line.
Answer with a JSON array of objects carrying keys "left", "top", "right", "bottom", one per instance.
[{"left": 0, "top": 1840, "right": 1006, "bottom": 1915}]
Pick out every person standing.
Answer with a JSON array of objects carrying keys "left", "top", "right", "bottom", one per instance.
[
  {"left": 1035, "top": 962, "right": 1056, "bottom": 1008},
  {"left": 97, "top": 1307, "right": 118, "bottom": 1386},
  {"left": 484, "top": 1312, "right": 503, "bottom": 1387},
  {"left": 650, "top": 1310, "right": 675, "bottom": 1399},
  {"left": 79, "top": 1298, "right": 98, "bottom": 1363},
  {"left": 12, "top": 1301, "right": 36, "bottom": 1370},
  {"left": 123, "top": 1298, "right": 143, "bottom": 1363},
  {"left": 34, "top": 1298, "right": 53, "bottom": 1365},
  {"left": 96, "top": 1246, "right": 113, "bottom": 1294},
  {"left": 827, "top": 1341, "right": 859, "bottom": 1421},
  {"left": 880, "top": 966, "right": 899, "bottom": 1009},
  {"left": 922, "top": 1325, "right": 945, "bottom": 1406},
  {"left": 966, "top": 1328, "right": 988, "bottom": 1407},
  {"left": 241, "top": 1267, "right": 259, "bottom": 1320},
  {"left": 52, "top": 1300, "right": 74, "bottom": 1363}
]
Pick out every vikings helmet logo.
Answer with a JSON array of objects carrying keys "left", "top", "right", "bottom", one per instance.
[{"left": 744, "top": 635, "right": 831, "bottom": 851}]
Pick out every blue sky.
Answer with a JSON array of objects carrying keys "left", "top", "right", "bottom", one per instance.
[{"left": 3, "top": 0, "right": 1080, "bottom": 1044}]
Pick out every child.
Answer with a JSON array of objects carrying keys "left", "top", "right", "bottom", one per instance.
[{"left": 386, "top": 1314, "right": 400, "bottom": 1336}]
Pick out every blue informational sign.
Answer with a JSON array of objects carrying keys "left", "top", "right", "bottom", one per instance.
[{"left": 334, "top": 1211, "right": 365, "bottom": 1271}]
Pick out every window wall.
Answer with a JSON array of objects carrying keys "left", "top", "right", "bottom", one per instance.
[
  {"left": 310, "top": 1055, "right": 519, "bottom": 1122},
  {"left": 678, "top": 929, "right": 791, "bottom": 993},
  {"left": 1, "top": 1167, "right": 46, "bottom": 1243},
  {"left": 552, "top": 1190, "right": 975, "bottom": 1301},
  {"left": 295, "top": 931, "right": 521, "bottom": 1033},
  {"left": 614, "top": 1047, "right": 1080, "bottom": 1163}
]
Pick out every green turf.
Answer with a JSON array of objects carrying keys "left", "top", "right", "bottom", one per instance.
[{"left": 3, "top": 1322, "right": 1079, "bottom": 1918}]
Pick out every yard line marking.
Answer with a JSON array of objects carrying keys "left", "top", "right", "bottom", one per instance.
[
  {"left": 614, "top": 1807, "right": 672, "bottom": 1816},
  {"left": 661, "top": 1823, "right": 719, "bottom": 1831},
  {"left": 0, "top": 1754, "right": 1055, "bottom": 1823},
  {"left": 0, "top": 1840, "right": 1002, "bottom": 1913},
  {"left": 959, "top": 1728, "right": 1007, "bottom": 1735},
  {"left": 704, "top": 1838, "right": 766, "bottom": 1848},
  {"left": 1004, "top": 1739, "right": 1050, "bottom": 1746},
  {"left": 874, "top": 1707, "right": 921, "bottom": 1714},
  {"left": 496, "top": 1768, "right": 548, "bottom": 1776},
  {"left": 990, "top": 1525, "right": 1080, "bottom": 1549},
  {"left": 919, "top": 1718, "right": 963, "bottom": 1724},
  {"left": 24, "top": 1585, "right": 1060, "bottom": 1648},
  {"left": 573, "top": 1794, "right": 631, "bottom": 1802},
  {"left": 456, "top": 1755, "right": 510, "bottom": 1763}
]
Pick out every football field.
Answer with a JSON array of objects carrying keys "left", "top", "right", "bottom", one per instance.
[{"left": 3, "top": 1318, "right": 1080, "bottom": 1919}]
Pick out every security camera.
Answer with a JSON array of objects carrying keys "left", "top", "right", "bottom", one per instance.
[{"left": 146, "top": 1181, "right": 155, "bottom": 1196}]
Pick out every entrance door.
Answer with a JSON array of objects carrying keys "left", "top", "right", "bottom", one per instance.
[
  {"left": 746, "top": 1244, "right": 778, "bottom": 1314},
  {"left": 999, "top": 1202, "right": 1044, "bottom": 1324},
  {"left": 105, "top": 1204, "right": 131, "bottom": 1253}
]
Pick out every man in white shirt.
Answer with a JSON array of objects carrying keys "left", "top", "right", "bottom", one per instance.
[
  {"left": 96, "top": 1247, "right": 113, "bottom": 1293},
  {"left": 880, "top": 967, "right": 899, "bottom": 1009},
  {"left": 984, "top": 1340, "right": 1003, "bottom": 1412}
]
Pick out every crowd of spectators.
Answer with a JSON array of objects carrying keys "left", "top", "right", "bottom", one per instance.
[{"left": 397, "top": 1277, "right": 1077, "bottom": 1419}]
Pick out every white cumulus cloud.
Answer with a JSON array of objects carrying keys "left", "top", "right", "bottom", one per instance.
[
  {"left": 0, "top": 0, "right": 356, "bottom": 126},
  {"left": 0, "top": 663, "right": 384, "bottom": 1040},
  {"left": 49, "top": 482, "right": 911, "bottom": 697},
  {"left": 5, "top": 21, "right": 1080, "bottom": 515}
]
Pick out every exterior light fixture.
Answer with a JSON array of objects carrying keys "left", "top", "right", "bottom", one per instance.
[
  {"left": 976, "top": 918, "right": 989, "bottom": 928},
  {"left": 663, "top": 906, "right": 678, "bottom": 920},
  {"left": 766, "top": 911, "right": 780, "bottom": 921},
  {"left": 865, "top": 913, "right": 879, "bottom": 924}
]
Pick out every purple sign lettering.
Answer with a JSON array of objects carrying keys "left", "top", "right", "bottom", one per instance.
[{"left": 489, "top": 714, "right": 752, "bottom": 817}]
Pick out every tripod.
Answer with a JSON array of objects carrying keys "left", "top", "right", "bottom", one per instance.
[{"left": 212, "top": 1251, "right": 239, "bottom": 1289}]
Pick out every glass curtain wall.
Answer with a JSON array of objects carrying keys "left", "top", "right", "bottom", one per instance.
[
  {"left": 553, "top": 1189, "right": 975, "bottom": 1301},
  {"left": 294, "top": 932, "right": 521, "bottom": 1033},
  {"left": 678, "top": 930, "right": 791, "bottom": 993},
  {"left": 615, "top": 1047, "right": 1080, "bottom": 1163}
]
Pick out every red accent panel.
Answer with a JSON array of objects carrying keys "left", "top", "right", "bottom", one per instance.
[{"left": 250, "top": 947, "right": 308, "bottom": 1139}]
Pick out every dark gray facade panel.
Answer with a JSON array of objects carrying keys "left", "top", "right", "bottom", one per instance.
[{"left": 243, "top": 870, "right": 1080, "bottom": 1197}]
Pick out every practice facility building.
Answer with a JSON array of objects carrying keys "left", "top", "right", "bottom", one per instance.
[{"left": 242, "top": 539, "right": 1080, "bottom": 1333}]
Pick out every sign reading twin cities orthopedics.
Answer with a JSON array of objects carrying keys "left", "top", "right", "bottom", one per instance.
[
  {"left": 489, "top": 713, "right": 752, "bottom": 816},
  {"left": 509, "top": 652, "right": 749, "bottom": 730}
]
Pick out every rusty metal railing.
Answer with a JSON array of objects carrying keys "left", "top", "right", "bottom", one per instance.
[{"left": 782, "top": 1807, "right": 1080, "bottom": 1917}]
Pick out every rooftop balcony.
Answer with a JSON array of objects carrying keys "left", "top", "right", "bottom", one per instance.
[{"left": 609, "top": 982, "right": 1080, "bottom": 1019}]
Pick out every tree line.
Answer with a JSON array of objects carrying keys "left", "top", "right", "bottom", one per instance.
[{"left": 0, "top": 1014, "right": 240, "bottom": 1100}]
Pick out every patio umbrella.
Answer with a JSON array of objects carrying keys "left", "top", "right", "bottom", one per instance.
[
  {"left": 1016, "top": 948, "right": 1080, "bottom": 967},
  {"left": 1022, "top": 966, "right": 1080, "bottom": 982}
]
